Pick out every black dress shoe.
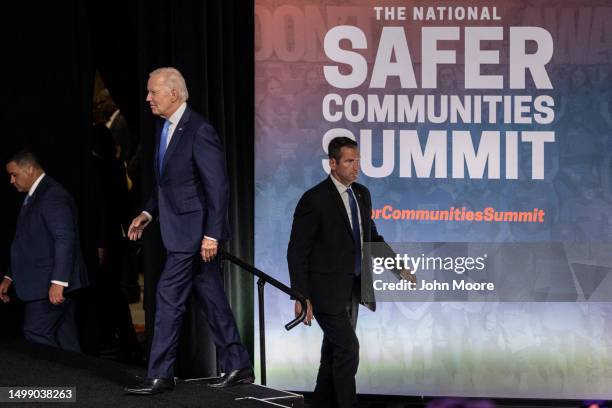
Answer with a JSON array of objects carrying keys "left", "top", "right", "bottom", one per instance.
[
  {"left": 208, "top": 367, "right": 255, "bottom": 388},
  {"left": 124, "top": 378, "right": 175, "bottom": 395}
]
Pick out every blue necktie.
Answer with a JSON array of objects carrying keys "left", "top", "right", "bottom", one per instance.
[
  {"left": 347, "top": 187, "right": 361, "bottom": 276},
  {"left": 158, "top": 120, "right": 171, "bottom": 175},
  {"left": 23, "top": 194, "right": 30, "bottom": 207}
]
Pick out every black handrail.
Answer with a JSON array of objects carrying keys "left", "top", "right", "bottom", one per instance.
[{"left": 219, "top": 250, "right": 307, "bottom": 385}]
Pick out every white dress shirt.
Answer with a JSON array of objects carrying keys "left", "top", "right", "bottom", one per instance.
[
  {"left": 29, "top": 172, "right": 46, "bottom": 196},
  {"left": 162, "top": 102, "right": 187, "bottom": 148},
  {"left": 330, "top": 174, "right": 363, "bottom": 246}
]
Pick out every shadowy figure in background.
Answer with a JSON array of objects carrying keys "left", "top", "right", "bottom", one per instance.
[
  {"left": 94, "top": 88, "right": 133, "bottom": 162},
  {"left": 78, "top": 124, "right": 141, "bottom": 364},
  {"left": 94, "top": 87, "right": 141, "bottom": 303}
]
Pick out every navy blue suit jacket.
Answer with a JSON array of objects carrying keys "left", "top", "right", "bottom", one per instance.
[
  {"left": 8, "top": 175, "right": 88, "bottom": 302},
  {"left": 144, "top": 106, "right": 230, "bottom": 252},
  {"left": 287, "top": 177, "right": 396, "bottom": 314}
]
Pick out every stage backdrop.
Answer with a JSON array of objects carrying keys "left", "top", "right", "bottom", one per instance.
[{"left": 255, "top": 0, "right": 612, "bottom": 399}]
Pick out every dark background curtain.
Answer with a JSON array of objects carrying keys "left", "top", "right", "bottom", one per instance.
[{"left": 1, "top": 0, "right": 254, "bottom": 377}]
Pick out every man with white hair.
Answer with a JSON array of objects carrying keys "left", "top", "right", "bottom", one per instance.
[{"left": 124, "top": 67, "right": 252, "bottom": 395}]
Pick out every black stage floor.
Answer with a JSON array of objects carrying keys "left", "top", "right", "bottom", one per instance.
[
  {"left": 0, "top": 340, "right": 302, "bottom": 407},
  {"left": 0, "top": 340, "right": 594, "bottom": 408}
]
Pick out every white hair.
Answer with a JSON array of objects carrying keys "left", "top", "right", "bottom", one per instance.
[{"left": 149, "top": 67, "right": 189, "bottom": 101}]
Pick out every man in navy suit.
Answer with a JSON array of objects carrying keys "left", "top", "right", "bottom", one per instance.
[
  {"left": 287, "top": 137, "right": 415, "bottom": 407},
  {"left": 124, "top": 67, "right": 252, "bottom": 395},
  {"left": 1, "top": 150, "right": 88, "bottom": 352}
]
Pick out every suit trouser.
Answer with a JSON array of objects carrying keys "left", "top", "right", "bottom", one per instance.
[
  {"left": 147, "top": 252, "right": 250, "bottom": 378},
  {"left": 23, "top": 297, "right": 80, "bottom": 352},
  {"left": 313, "top": 277, "right": 361, "bottom": 408}
]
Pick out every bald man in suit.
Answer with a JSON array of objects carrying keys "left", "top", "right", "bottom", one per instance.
[{"left": 2, "top": 150, "right": 88, "bottom": 351}]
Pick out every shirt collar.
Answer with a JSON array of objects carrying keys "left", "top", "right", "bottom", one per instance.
[
  {"left": 168, "top": 102, "right": 187, "bottom": 126},
  {"left": 29, "top": 173, "right": 46, "bottom": 196},
  {"left": 330, "top": 173, "right": 351, "bottom": 195}
]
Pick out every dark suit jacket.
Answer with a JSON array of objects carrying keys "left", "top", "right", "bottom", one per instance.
[
  {"left": 144, "top": 106, "right": 230, "bottom": 252},
  {"left": 287, "top": 177, "right": 393, "bottom": 314},
  {"left": 8, "top": 175, "right": 88, "bottom": 302}
]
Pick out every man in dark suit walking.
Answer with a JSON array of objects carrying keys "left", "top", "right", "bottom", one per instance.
[
  {"left": 1, "top": 150, "right": 88, "bottom": 352},
  {"left": 287, "top": 137, "right": 415, "bottom": 408},
  {"left": 125, "top": 67, "right": 251, "bottom": 395}
]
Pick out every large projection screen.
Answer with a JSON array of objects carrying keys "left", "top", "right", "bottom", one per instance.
[{"left": 255, "top": 0, "right": 612, "bottom": 398}]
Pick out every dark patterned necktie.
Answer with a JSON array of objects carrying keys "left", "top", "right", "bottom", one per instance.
[{"left": 347, "top": 187, "right": 361, "bottom": 276}]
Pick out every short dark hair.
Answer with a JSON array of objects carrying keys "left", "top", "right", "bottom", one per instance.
[
  {"left": 328, "top": 137, "right": 358, "bottom": 162},
  {"left": 8, "top": 149, "right": 42, "bottom": 169}
]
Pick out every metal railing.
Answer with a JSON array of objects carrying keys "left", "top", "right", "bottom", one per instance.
[{"left": 220, "top": 250, "right": 307, "bottom": 386}]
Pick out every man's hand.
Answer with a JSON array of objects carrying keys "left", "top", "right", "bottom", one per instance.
[
  {"left": 49, "top": 283, "right": 65, "bottom": 305},
  {"left": 128, "top": 213, "right": 151, "bottom": 241},
  {"left": 294, "top": 299, "right": 313, "bottom": 326},
  {"left": 400, "top": 269, "right": 417, "bottom": 286},
  {"left": 0, "top": 278, "right": 11, "bottom": 303},
  {"left": 201, "top": 238, "right": 218, "bottom": 262}
]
